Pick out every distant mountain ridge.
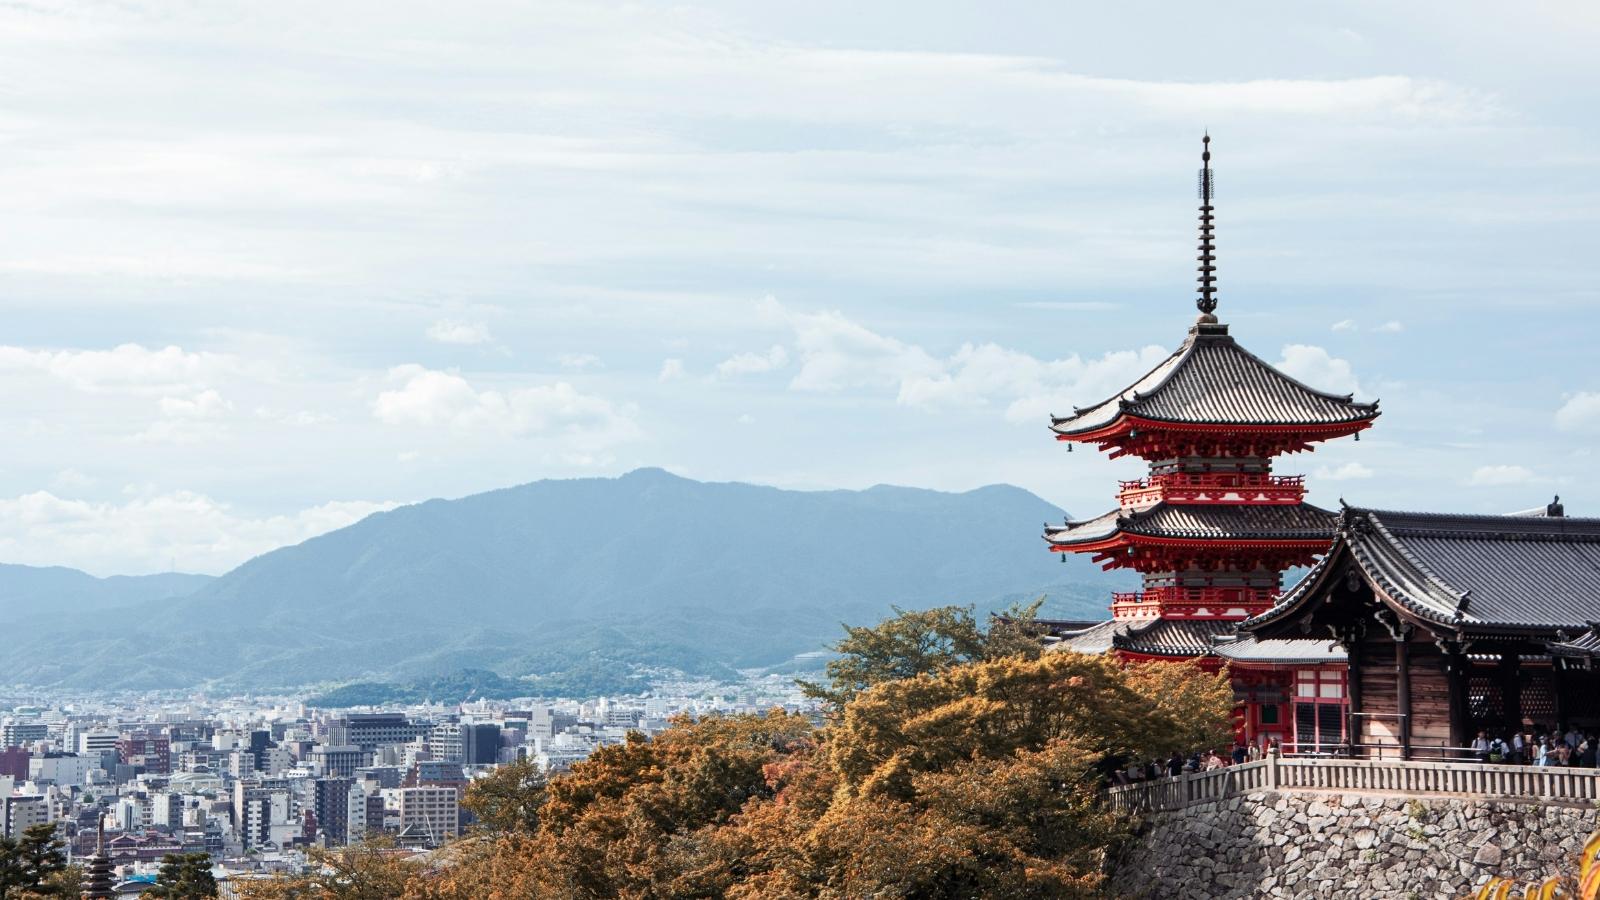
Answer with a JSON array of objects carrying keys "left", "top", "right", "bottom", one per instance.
[
  {"left": 0, "top": 564, "right": 212, "bottom": 623},
  {"left": 3, "top": 469, "right": 1129, "bottom": 691}
]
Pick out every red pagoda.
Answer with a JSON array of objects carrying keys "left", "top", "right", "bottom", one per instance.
[{"left": 1045, "top": 136, "right": 1379, "bottom": 752}]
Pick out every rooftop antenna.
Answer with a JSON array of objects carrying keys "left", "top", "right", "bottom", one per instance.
[{"left": 1197, "top": 133, "right": 1218, "bottom": 319}]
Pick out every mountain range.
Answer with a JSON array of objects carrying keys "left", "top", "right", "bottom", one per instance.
[{"left": 0, "top": 468, "right": 1127, "bottom": 693}]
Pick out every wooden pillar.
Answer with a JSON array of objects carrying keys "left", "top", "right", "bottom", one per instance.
[
  {"left": 1446, "top": 650, "right": 1471, "bottom": 752},
  {"left": 1396, "top": 635, "right": 1412, "bottom": 760},
  {"left": 1345, "top": 642, "right": 1364, "bottom": 757},
  {"left": 1552, "top": 663, "right": 1567, "bottom": 730},
  {"left": 1499, "top": 653, "right": 1521, "bottom": 732}
]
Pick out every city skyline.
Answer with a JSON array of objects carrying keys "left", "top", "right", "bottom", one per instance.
[{"left": 5, "top": 1, "right": 1600, "bottom": 574}]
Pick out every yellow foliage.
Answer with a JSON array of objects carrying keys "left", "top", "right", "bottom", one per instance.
[{"left": 371, "top": 653, "right": 1234, "bottom": 900}]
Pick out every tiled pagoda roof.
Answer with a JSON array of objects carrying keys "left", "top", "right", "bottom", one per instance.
[
  {"left": 1050, "top": 617, "right": 1344, "bottom": 664},
  {"left": 1050, "top": 320, "right": 1379, "bottom": 437},
  {"left": 1045, "top": 501, "right": 1337, "bottom": 548}
]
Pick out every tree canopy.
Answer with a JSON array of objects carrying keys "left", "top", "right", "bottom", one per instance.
[
  {"left": 798, "top": 600, "right": 1048, "bottom": 705},
  {"left": 224, "top": 606, "right": 1235, "bottom": 900},
  {"left": 142, "top": 852, "right": 218, "bottom": 899},
  {"left": 0, "top": 822, "right": 71, "bottom": 898}
]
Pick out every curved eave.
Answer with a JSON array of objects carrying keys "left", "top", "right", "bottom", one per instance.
[
  {"left": 1047, "top": 530, "right": 1334, "bottom": 554},
  {"left": 1052, "top": 413, "right": 1378, "bottom": 443},
  {"left": 1240, "top": 545, "right": 1342, "bottom": 632}
]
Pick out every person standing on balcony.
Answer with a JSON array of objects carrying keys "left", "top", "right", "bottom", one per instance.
[{"left": 1472, "top": 730, "right": 1492, "bottom": 762}]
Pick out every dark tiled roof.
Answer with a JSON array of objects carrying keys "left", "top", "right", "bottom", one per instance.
[
  {"left": 1031, "top": 618, "right": 1111, "bottom": 639},
  {"left": 1211, "top": 634, "right": 1345, "bottom": 664},
  {"left": 1051, "top": 618, "right": 1346, "bottom": 664},
  {"left": 1548, "top": 625, "right": 1600, "bottom": 659},
  {"left": 1051, "top": 320, "right": 1378, "bottom": 436},
  {"left": 1052, "top": 617, "right": 1235, "bottom": 657},
  {"left": 1045, "top": 502, "right": 1337, "bottom": 546},
  {"left": 1248, "top": 508, "right": 1600, "bottom": 633}
]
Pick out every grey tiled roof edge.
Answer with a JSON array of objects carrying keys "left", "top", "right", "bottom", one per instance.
[
  {"left": 1245, "top": 506, "right": 1600, "bottom": 634},
  {"left": 1050, "top": 320, "right": 1379, "bottom": 435}
]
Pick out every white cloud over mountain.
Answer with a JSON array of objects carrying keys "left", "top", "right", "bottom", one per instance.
[{"left": 0, "top": 489, "right": 398, "bottom": 576}]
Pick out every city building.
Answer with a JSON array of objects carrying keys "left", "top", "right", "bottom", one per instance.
[
  {"left": 115, "top": 732, "right": 171, "bottom": 776},
  {"left": 397, "top": 786, "right": 459, "bottom": 846}
]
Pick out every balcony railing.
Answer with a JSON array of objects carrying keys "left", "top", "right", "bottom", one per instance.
[
  {"left": 1118, "top": 473, "right": 1306, "bottom": 508},
  {"left": 1106, "top": 755, "right": 1600, "bottom": 814},
  {"left": 1110, "top": 587, "right": 1277, "bottom": 609}
]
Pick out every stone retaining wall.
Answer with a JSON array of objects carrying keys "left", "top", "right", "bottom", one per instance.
[{"left": 1109, "top": 790, "right": 1598, "bottom": 899}]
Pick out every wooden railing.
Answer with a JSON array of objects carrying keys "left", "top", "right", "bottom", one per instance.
[{"left": 1106, "top": 755, "right": 1600, "bottom": 814}]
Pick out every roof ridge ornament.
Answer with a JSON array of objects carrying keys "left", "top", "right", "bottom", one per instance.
[{"left": 1196, "top": 133, "right": 1218, "bottom": 321}]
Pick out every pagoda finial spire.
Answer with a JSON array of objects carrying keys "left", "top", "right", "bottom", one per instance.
[{"left": 1196, "top": 133, "right": 1218, "bottom": 318}]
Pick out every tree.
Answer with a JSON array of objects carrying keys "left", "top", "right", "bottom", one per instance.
[
  {"left": 799, "top": 599, "right": 1047, "bottom": 705},
  {"left": 459, "top": 758, "right": 546, "bottom": 834},
  {"left": 0, "top": 823, "right": 70, "bottom": 898},
  {"left": 398, "top": 653, "right": 1233, "bottom": 900},
  {"left": 233, "top": 839, "right": 422, "bottom": 900},
  {"left": 142, "top": 852, "right": 218, "bottom": 899}
]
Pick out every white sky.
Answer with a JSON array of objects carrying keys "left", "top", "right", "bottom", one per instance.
[{"left": 3, "top": 0, "right": 1599, "bottom": 574}]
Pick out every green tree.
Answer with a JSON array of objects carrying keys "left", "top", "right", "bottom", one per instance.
[
  {"left": 460, "top": 758, "right": 546, "bottom": 834},
  {"left": 799, "top": 599, "right": 1047, "bottom": 705},
  {"left": 142, "top": 852, "right": 217, "bottom": 899},
  {"left": 0, "top": 822, "right": 70, "bottom": 898}
]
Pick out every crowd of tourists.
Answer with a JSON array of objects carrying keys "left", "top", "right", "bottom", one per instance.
[
  {"left": 1111, "top": 742, "right": 1265, "bottom": 785},
  {"left": 1109, "top": 727, "right": 1599, "bottom": 785},
  {"left": 1471, "top": 727, "right": 1598, "bottom": 767}
]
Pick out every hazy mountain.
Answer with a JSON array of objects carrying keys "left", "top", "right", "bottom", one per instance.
[
  {"left": 0, "top": 564, "right": 212, "bottom": 622},
  {"left": 5, "top": 469, "right": 1127, "bottom": 691}
]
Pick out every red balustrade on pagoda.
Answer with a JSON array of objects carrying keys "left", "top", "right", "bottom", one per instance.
[{"left": 1117, "top": 472, "right": 1305, "bottom": 510}]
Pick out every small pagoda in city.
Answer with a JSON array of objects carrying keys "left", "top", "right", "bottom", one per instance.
[{"left": 1046, "top": 136, "right": 1379, "bottom": 751}]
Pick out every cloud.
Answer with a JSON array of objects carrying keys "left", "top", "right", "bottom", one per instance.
[
  {"left": 0, "top": 344, "right": 230, "bottom": 394},
  {"left": 1014, "top": 301, "right": 1122, "bottom": 311},
  {"left": 53, "top": 469, "right": 96, "bottom": 490},
  {"left": 658, "top": 359, "right": 686, "bottom": 382},
  {"left": 1314, "top": 462, "right": 1374, "bottom": 481},
  {"left": 1275, "top": 344, "right": 1362, "bottom": 396},
  {"left": 1467, "top": 464, "right": 1538, "bottom": 486},
  {"left": 0, "top": 490, "right": 399, "bottom": 575},
  {"left": 760, "top": 297, "right": 1169, "bottom": 423},
  {"left": 1374, "top": 321, "right": 1405, "bottom": 333},
  {"left": 715, "top": 345, "right": 790, "bottom": 378},
  {"left": 557, "top": 353, "right": 603, "bottom": 370},
  {"left": 1555, "top": 392, "right": 1600, "bottom": 432},
  {"left": 426, "top": 320, "right": 493, "bottom": 345},
  {"left": 1331, "top": 319, "right": 1358, "bottom": 332},
  {"left": 372, "top": 365, "right": 640, "bottom": 446},
  {"left": 159, "top": 389, "right": 231, "bottom": 419}
]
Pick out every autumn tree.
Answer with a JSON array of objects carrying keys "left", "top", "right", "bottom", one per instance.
[
  {"left": 460, "top": 758, "right": 546, "bottom": 834},
  {"left": 233, "top": 840, "right": 422, "bottom": 900},
  {"left": 799, "top": 599, "right": 1047, "bottom": 705}
]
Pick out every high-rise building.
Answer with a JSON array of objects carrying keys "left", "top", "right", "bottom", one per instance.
[
  {"left": 2, "top": 795, "right": 48, "bottom": 838},
  {"left": 0, "top": 722, "right": 48, "bottom": 747},
  {"left": 0, "top": 747, "right": 29, "bottom": 780},
  {"left": 116, "top": 732, "right": 172, "bottom": 775},
  {"left": 312, "top": 778, "right": 354, "bottom": 845},
  {"left": 462, "top": 724, "right": 501, "bottom": 766},
  {"left": 327, "top": 714, "right": 427, "bottom": 752},
  {"left": 310, "top": 745, "right": 364, "bottom": 778},
  {"left": 397, "top": 786, "right": 458, "bottom": 845}
]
